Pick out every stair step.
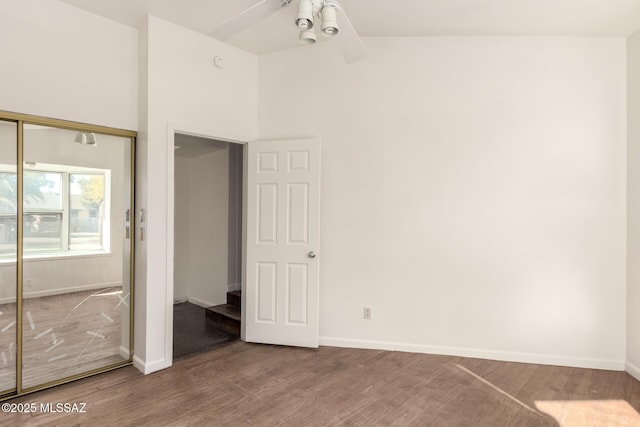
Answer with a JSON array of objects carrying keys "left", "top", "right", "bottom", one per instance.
[
  {"left": 206, "top": 304, "right": 241, "bottom": 321},
  {"left": 227, "top": 290, "right": 241, "bottom": 309},
  {"left": 205, "top": 304, "right": 240, "bottom": 336}
]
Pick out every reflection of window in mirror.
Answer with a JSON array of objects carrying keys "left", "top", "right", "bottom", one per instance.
[
  {"left": 0, "top": 171, "right": 17, "bottom": 258},
  {"left": 0, "top": 163, "right": 111, "bottom": 259}
]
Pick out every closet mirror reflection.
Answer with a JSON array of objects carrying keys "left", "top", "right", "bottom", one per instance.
[
  {"left": 20, "top": 124, "right": 132, "bottom": 390},
  {"left": 0, "top": 120, "right": 17, "bottom": 394}
]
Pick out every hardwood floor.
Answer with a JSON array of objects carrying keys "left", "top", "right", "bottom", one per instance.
[
  {"left": 4, "top": 341, "right": 640, "bottom": 426},
  {"left": 0, "top": 288, "right": 128, "bottom": 392},
  {"left": 173, "top": 302, "right": 237, "bottom": 360}
]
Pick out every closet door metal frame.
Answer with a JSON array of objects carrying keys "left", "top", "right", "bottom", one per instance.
[{"left": 0, "top": 110, "right": 136, "bottom": 400}]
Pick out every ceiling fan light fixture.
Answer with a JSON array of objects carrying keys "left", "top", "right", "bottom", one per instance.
[
  {"left": 85, "top": 132, "right": 98, "bottom": 146},
  {"left": 74, "top": 132, "right": 86, "bottom": 144},
  {"left": 74, "top": 131, "right": 98, "bottom": 146},
  {"left": 295, "top": 0, "right": 314, "bottom": 30},
  {"left": 299, "top": 28, "right": 317, "bottom": 44},
  {"left": 321, "top": 4, "right": 339, "bottom": 37}
]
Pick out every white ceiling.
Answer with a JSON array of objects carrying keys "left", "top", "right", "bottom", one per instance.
[{"left": 59, "top": 0, "right": 640, "bottom": 55}]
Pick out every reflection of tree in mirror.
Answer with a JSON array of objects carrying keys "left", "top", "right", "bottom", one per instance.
[
  {"left": 0, "top": 172, "right": 16, "bottom": 214},
  {"left": 24, "top": 171, "right": 55, "bottom": 208},
  {"left": 0, "top": 171, "right": 53, "bottom": 214},
  {"left": 76, "top": 175, "right": 104, "bottom": 209},
  {"left": 0, "top": 171, "right": 55, "bottom": 251},
  {"left": 70, "top": 174, "right": 105, "bottom": 250}
]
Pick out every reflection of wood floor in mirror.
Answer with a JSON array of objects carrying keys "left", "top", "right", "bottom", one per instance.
[{"left": 0, "top": 288, "right": 129, "bottom": 392}]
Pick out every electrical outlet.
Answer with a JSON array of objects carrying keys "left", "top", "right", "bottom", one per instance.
[
  {"left": 25, "top": 279, "right": 32, "bottom": 288},
  {"left": 363, "top": 307, "right": 371, "bottom": 320}
]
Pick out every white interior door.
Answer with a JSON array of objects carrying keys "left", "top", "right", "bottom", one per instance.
[{"left": 244, "top": 138, "right": 321, "bottom": 347}]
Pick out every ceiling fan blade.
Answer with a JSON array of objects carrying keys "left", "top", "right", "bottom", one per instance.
[
  {"left": 333, "top": 6, "right": 368, "bottom": 64},
  {"left": 208, "top": 0, "right": 290, "bottom": 40}
]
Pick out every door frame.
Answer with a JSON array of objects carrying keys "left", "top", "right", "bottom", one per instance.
[{"left": 165, "top": 123, "right": 249, "bottom": 364}]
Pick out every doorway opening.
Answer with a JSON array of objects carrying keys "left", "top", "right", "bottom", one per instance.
[{"left": 172, "top": 133, "right": 243, "bottom": 360}]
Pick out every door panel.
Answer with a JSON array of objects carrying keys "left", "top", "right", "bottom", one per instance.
[
  {"left": 287, "top": 183, "right": 309, "bottom": 244},
  {"left": 0, "top": 120, "right": 17, "bottom": 394},
  {"left": 245, "top": 138, "right": 320, "bottom": 348},
  {"left": 257, "top": 184, "right": 277, "bottom": 244},
  {"left": 286, "top": 263, "right": 308, "bottom": 325},
  {"left": 21, "top": 125, "right": 132, "bottom": 390}
]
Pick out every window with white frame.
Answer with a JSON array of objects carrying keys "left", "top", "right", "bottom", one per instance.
[{"left": 0, "top": 163, "right": 110, "bottom": 259}]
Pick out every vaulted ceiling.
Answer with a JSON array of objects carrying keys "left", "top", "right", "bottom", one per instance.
[{"left": 59, "top": 0, "right": 640, "bottom": 55}]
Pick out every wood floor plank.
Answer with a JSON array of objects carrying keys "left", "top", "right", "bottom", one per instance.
[
  {"left": 3, "top": 341, "right": 640, "bottom": 426},
  {"left": 0, "top": 288, "right": 130, "bottom": 392}
]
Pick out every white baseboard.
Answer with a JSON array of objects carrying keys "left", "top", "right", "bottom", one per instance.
[
  {"left": 319, "top": 337, "right": 625, "bottom": 371},
  {"left": 119, "top": 345, "right": 130, "bottom": 360},
  {"left": 0, "top": 281, "right": 122, "bottom": 305},
  {"left": 187, "top": 296, "right": 216, "bottom": 308},
  {"left": 132, "top": 355, "right": 145, "bottom": 373},
  {"left": 132, "top": 354, "right": 171, "bottom": 375},
  {"left": 626, "top": 361, "right": 640, "bottom": 381}
]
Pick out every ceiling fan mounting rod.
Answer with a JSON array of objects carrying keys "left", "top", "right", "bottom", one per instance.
[
  {"left": 289, "top": 0, "right": 341, "bottom": 11},
  {"left": 323, "top": 0, "right": 341, "bottom": 11}
]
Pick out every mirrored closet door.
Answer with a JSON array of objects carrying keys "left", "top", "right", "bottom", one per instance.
[
  {"left": 0, "top": 113, "right": 135, "bottom": 397},
  {"left": 0, "top": 120, "right": 17, "bottom": 395}
]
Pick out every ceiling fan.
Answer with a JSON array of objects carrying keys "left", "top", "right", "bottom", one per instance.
[{"left": 208, "top": 0, "right": 368, "bottom": 64}]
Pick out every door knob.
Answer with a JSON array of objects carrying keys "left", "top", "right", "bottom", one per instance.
[{"left": 307, "top": 251, "right": 316, "bottom": 259}]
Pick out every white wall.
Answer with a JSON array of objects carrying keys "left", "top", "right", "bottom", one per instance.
[
  {"left": 0, "top": 0, "right": 137, "bottom": 130},
  {"left": 135, "top": 15, "right": 150, "bottom": 369},
  {"left": 174, "top": 146, "right": 229, "bottom": 307},
  {"left": 627, "top": 31, "right": 640, "bottom": 380},
  {"left": 227, "top": 143, "right": 243, "bottom": 291},
  {"left": 190, "top": 148, "right": 229, "bottom": 306},
  {"left": 173, "top": 155, "right": 191, "bottom": 302},
  {"left": 259, "top": 37, "right": 627, "bottom": 369},
  {"left": 138, "top": 16, "right": 257, "bottom": 372}
]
